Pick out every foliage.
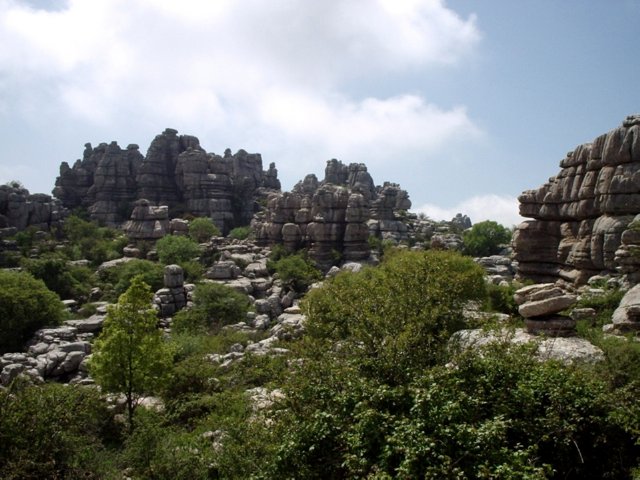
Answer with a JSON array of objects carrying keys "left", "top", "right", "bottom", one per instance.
[
  {"left": 188, "top": 217, "right": 221, "bottom": 243},
  {"left": 90, "top": 276, "right": 173, "bottom": 428},
  {"left": 228, "top": 225, "right": 252, "bottom": 240},
  {"left": 463, "top": 220, "right": 512, "bottom": 257},
  {"left": 62, "top": 215, "right": 127, "bottom": 265},
  {"left": 20, "top": 253, "right": 92, "bottom": 300},
  {"left": 172, "top": 282, "right": 250, "bottom": 333},
  {"left": 0, "top": 382, "right": 118, "bottom": 479},
  {"left": 270, "top": 253, "right": 322, "bottom": 293},
  {"left": 303, "top": 250, "right": 486, "bottom": 382},
  {"left": 156, "top": 234, "right": 201, "bottom": 265},
  {"left": 263, "top": 343, "right": 640, "bottom": 479},
  {"left": 485, "top": 282, "right": 519, "bottom": 315},
  {"left": 0, "top": 269, "right": 64, "bottom": 353},
  {"left": 98, "top": 258, "right": 164, "bottom": 299}
]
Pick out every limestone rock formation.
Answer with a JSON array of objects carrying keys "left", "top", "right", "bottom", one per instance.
[
  {"left": 122, "top": 199, "right": 170, "bottom": 240},
  {"left": 514, "top": 283, "right": 577, "bottom": 336},
  {"left": 252, "top": 159, "right": 411, "bottom": 269},
  {"left": 54, "top": 129, "right": 280, "bottom": 232},
  {"left": 0, "top": 183, "right": 66, "bottom": 231},
  {"left": 514, "top": 115, "right": 640, "bottom": 285}
]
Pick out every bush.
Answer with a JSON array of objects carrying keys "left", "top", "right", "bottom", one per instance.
[
  {"left": 303, "top": 250, "right": 486, "bottom": 382},
  {"left": 188, "top": 217, "right": 221, "bottom": 243},
  {"left": 99, "top": 259, "right": 164, "bottom": 298},
  {"left": 173, "top": 282, "right": 250, "bottom": 333},
  {"left": 21, "top": 254, "right": 92, "bottom": 300},
  {"left": 463, "top": 220, "right": 512, "bottom": 257},
  {"left": 62, "top": 215, "right": 127, "bottom": 265},
  {"left": 156, "top": 235, "right": 201, "bottom": 265},
  {"left": 485, "top": 282, "right": 519, "bottom": 315},
  {"left": 270, "top": 253, "right": 321, "bottom": 293},
  {"left": 0, "top": 382, "right": 118, "bottom": 479},
  {"left": 0, "top": 270, "right": 65, "bottom": 353},
  {"left": 228, "top": 226, "right": 251, "bottom": 240}
]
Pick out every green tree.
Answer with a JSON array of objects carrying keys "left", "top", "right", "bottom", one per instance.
[
  {"left": 462, "top": 220, "right": 512, "bottom": 257},
  {"left": 156, "top": 235, "right": 201, "bottom": 265},
  {"left": 90, "top": 276, "right": 173, "bottom": 429},
  {"left": 228, "top": 225, "right": 252, "bottom": 240},
  {"left": 173, "top": 282, "right": 250, "bottom": 333},
  {"left": 188, "top": 217, "right": 221, "bottom": 243},
  {"left": 0, "top": 270, "right": 64, "bottom": 353},
  {"left": 21, "top": 254, "right": 92, "bottom": 300},
  {"left": 271, "top": 253, "right": 322, "bottom": 293}
]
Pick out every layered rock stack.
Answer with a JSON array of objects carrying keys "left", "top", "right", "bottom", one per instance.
[
  {"left": 252, "top": 159, "right": 411, "bottom": 269},
  {"left": 515, "top": 284, "right": 578, "bottom": 336},
  {"left": 154, "top": 264, "right": 190, "bottom": 318},
  {"left": 514, "top": 115, "right": 640, "bottom": 285},
  {"left": 122, "top": 199, "right": 170, "bottom": 240},
  {"left": 0, "top": 183, "right": 66, "bottom": 232},
  {"left": 54, "top": 129, "right": 280, "bottom": 232}
]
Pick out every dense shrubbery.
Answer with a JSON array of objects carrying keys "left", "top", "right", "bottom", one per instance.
[
  {"left": 188, "top": 217, "right": 221, "bottom": 243},
  {"left": 98, "top": 258, "right": 164, "bottom": 299},
  {"left": 62, "top": 215, "right": 127, "bottom": 265},
  {"left": 228, "top": 225, "right": 251, "bottom": 240},
  {"left": 269, "top": 252, "right": 321, "bottom": 293},
  {"left": 21, "top": 254, "right": 93, "bottom": 300},
  {"left": 156, "top": 234, "right": 201, "bottom": 265},
  {"left": 173, "top": 281, "right": 250, "bottom": 333},
  {"left": 0, "top": 270, "right": 64, "bottom": 353},
  {"left": 463, "top": 220, "right": 512, "bottom": 257}
]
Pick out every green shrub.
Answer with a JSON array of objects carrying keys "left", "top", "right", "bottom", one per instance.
[
  {"left": 303, "top": 250, "right": 486, "bottom": 382},
  {"left": 173, "top": 282, "right": 249, "bottom": 333},
  {"left": 21, "top": 254, "right": 93, "bottom": 300},
  {"left": 188, "top": 217, "right": 221, "bottom": 243},
  {"left": 0, "top": 382, "right": 118, "bottom": 479},
  {"left": 271, "top": 253, "right": 321, "bottom": 293},
  {"left": 0, "top": 270, "right": 65, "bottom": 353},
  {"left": 228, "top": 225, "right": 251, "bottom": 240},
  {"left": 62, "top": 215, "right": 127, "bottom": 265},
  {"left": 156, "top": 235, "right": 201, "bottom": 265},
  {"left": 463, "top": 220, "right": 512, "bottom": 257},
  {"left": 485, "top": 282, "right": 519, "bottom": 315},
  {"left": 99, "top": 259, "right": 164, "bottom": 298}
]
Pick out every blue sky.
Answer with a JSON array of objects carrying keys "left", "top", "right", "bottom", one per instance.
[{"left": 1, "top": 0, "right": 639, "bottom": 226}]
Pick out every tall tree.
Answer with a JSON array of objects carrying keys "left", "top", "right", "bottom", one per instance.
[{"left": 90, "top": 276, "right": 172, "bottom": 429}]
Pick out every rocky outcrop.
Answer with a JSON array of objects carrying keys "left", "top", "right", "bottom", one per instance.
[
  {"left": 514, "top": 115, "right": 640, "bottom": 285},
  {"left": 515, "top": 283, "right": 577, "bottom": 336},
  {"left": 0, "top": 183, "right": 66, "bottom": 231},
  {"left": 252, "top": 159, "right": 410, "bottom": 269},
  {"left": 122, "top": 199, "right": 170, "bottom": 240},
  {"left": 54, "top": 129, "right": 280, "bottom": 232}
]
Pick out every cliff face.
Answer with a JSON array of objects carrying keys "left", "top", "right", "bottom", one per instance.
[
  {"left": 252, "top": 159, "right": 411, "bottom": 269},
  {"left": 53, "top": 128, "right": 280, "bottom": 233},
  {"left": 0, "top": 183, "right": 65, "bottom": 231},
  {"left": 514, "top": 115, "right": 640, "bottom": 284}
]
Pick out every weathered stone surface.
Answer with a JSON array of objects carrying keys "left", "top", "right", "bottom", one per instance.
[
  {"left": 452, "top": 328, "right": 604, "bottom": 364},
  {"left": 122, "top": 199, "right": 170, "bottom": 240},
  {"left": 252, "top": 159, "right": 410, "bottom": 269},
  {"left": 515, "top": 116, "right": 640, "bottom": 285},
  {"left": 606, "top": 283, "right": 640, "bottom": 332},
  {"left": 0, "top": 183, "right": 66, "bottom": 231},
  {"left": 518, "top": 295, "right": 577, "bottom": 318},
  {"left": 53, "top": 129, "right": 280, "bottom": 231}
]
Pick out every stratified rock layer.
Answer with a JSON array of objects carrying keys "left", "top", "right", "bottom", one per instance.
[
  {"left": 54, "top": 129, "right": 280, "bottom": 232},
  {"left": 0, "top": 183, "right": 66, "bottom": 231},
  {"left": 252, "top": 159, "right": 410, "bottom": 269},
  {"left": 514, "top": 115, "right": 640, "bottom": 285}
]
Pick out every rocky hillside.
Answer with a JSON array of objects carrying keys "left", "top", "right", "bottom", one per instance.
[
  {"left": 53, "top": 128, "right": 281, "bottom": 232},
  {"left": 515, "top": 115, "right": 640, "bottom": 285}
]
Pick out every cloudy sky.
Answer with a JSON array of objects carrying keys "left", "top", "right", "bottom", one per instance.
[{"left": 1, "top": 0, "right": 639, "bottom": 226}]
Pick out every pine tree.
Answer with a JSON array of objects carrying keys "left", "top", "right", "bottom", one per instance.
[{"left": 90, "top": 276, "right": 172, "bottom": 429}]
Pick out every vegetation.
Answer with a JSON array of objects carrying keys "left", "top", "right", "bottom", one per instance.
[
  {"left": 463, "top": 220, "right": 512, "bottom": 257},
  {"left": 156, "top": 234, "right": 201, "bottom": 265},
  {"left": 98, "top": 258, "right": 164, "bottom": 299},
  {"left": 228, "top": 225, "right": 251, "bottom": 240},
  {"left": 90, "top": 276, "right": 173, "bottom": 429},
  {"left": 269, "top": 252, "right": 322, "bottom": 293},
  {"left": 62, "top": 215, "right": 127, "bottom": 266},
  {"left": 0, "top": 269, "right": 64, "bottom": 353},
  {"left": 173, "top": 281, "right": 250, "bottom": 333},
  {"left": 188, "top": 217, "right": 221, "bottom": 243},
  {"left": 21, "top": 253, "right": 93, "bottom": 300}
]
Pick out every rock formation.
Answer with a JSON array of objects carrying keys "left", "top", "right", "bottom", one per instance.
[
  {"left": 252, "top": 159, "right": 411, "bottom": 269},
  {"left": 514, "top": 115, "right": 640, "bottom": 285},
  {"left": 0, "top": 183, "right": 66, "bottom": 232},
  {"left": 54, "top": 129, "right": 281, "bottom": 233}
]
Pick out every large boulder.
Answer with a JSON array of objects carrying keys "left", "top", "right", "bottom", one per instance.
[{"left": 514, "top": 115, "right": 640, "bottom": 285}]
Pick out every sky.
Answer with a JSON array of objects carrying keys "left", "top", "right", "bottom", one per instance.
[{"left": 1, "top": 0, "right": 639, "bottom": 227}]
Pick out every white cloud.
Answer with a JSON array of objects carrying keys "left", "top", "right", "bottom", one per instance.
[
  {"left": 0, "top": 0, "right": 481, "bottom": 192},
  {"left": 416, "top": 194, "right": 524, "bottom": 228}
]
